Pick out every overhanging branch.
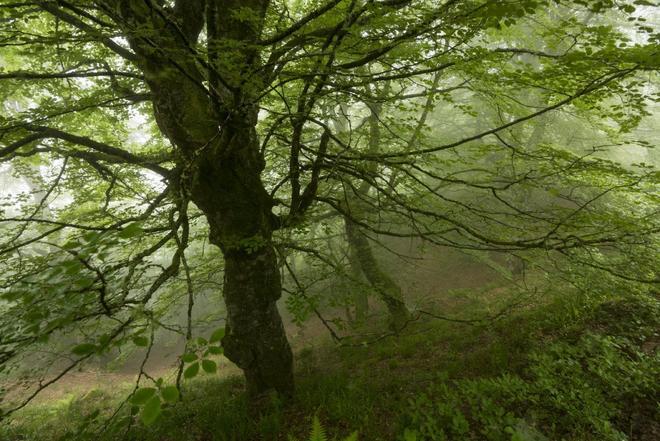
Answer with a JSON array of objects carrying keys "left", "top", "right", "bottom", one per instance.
[{"left": 1, "top": 126, "right": 171, "bottom": 176}]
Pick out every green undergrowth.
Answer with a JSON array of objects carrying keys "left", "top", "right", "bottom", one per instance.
[{"left": 1, "top": 290, "right": 658, "bottom": 441}]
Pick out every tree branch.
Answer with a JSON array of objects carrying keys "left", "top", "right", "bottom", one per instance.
[
  {"left": 10, "top": 126, "right": 172, "bottom": 176},
  {"left": 38, "top": 1, "right": 138, "bottom": 61}
]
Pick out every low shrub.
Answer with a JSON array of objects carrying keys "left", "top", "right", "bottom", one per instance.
[{"left": 400, "top": 296, "right": 660, "bottom": 441}]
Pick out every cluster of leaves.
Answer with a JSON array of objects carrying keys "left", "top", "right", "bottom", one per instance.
[
  {"left": 129, "top": 327, "right": 225, "bottom": 427},
  {"left": 181, "top": 327, "right": 225, "bottom": 380},
  {"left": 130, "top": 380, "right": 180, "bottom": 426},
  {"left": 0, "top": 222, "right": 147, "bottom": 373}
]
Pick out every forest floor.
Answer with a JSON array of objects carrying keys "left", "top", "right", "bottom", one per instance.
[
  {"left": 7, "top": 245, "right": 503, "bottom": 406},
  {"left": 1, "top": 277, "right": 658, "bottom": 441}
]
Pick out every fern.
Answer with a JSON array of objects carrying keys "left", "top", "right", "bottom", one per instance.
[
  {"left": 289, "top": 416, "right": 358, "bottom": 441},
  {"left": 309, "top": 416, "right": 327, "bottom": 441}
]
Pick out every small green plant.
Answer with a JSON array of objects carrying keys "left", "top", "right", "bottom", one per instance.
[
  {"left": 289, "top": 416, "right": 358, "bottom": 441},
  {"left": 181, "top": 327, "right": 225, "bottom": 381},
  {"left": 132, "top": 327, "right": 227, "bottom": 427}
]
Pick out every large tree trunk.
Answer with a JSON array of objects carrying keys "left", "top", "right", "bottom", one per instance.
[
  {"left": 222, "top": 245, "right": 294, "bottom": 398},
  {"left": 115, "top": 0, "right": 294, "bottom": 401},
  {"left": 188, "top": 118, "right": 294, "bottom": 399}
]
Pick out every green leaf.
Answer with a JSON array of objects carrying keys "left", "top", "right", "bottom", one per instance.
[
  {"left": 160, "top": 386, "right": 179, "bottom": 403},
  {"left": 196, "top": 337, "right": 208, "bottom": 346},
  {"left": 71, "top": 343, "right": 97, "bottom": 356},
  {"left": 201, "top": 359, "right": 217, "bottom": 374},
  {"left": 184, "top": 362, "right": 199, "bottom": 379},
  {"left": 81, "top": 231, "right": 101, "bottom": 244},
  {"left": 118, "top": 223, "right": 143, "bottom": 239},
  {"left": 63, "top": 261, "right": 82, "bottom": 275},
  {"left": 209, "top": 328, "right": 225, "bottom": 343},
  {"left": 132, "top": 336, "right": 149, "bottom": 347},
  {"left": 140, "top": 396, "right": 161, "bottom": 426},
  {"left": 131, "top": 387, "right": 156, "bottom": 405},
  {"left": 207, "top": 346, "right": 223, "bottom": 355},
  {"left": 181, "top": 353, "right": 197, "bottom": 363}
]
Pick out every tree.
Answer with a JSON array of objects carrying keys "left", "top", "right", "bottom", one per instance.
[{"left": 0, "top": 0, "right": 658, "bottom": 417}]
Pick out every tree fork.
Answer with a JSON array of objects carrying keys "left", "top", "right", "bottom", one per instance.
[{"left": 112, "top": 0, "right": 294, "bottom": 400}]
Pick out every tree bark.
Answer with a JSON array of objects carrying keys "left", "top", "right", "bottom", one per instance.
[
  {"left": 222, "top": 245, "right": 294, "bottom": 398},
  {"left": 346, "top": 238, "right": 370, "bottom": 322}
]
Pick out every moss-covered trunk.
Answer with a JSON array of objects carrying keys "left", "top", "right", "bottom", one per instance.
[
  {"left": 188, "top": 118, "right": 293, "bottom": 399},
  {"left": 340, "top": 86, "right": 409, "bottom": 326},
  {"left": 115, "top": 0, "right": 293, "bottom": 401},
  {"left": 222, "top": 244, "right": 294, "bottom": 398}
]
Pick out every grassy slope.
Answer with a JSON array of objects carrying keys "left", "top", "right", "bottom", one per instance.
[{"left": 2, "top": 287, "right": 658, "bottom": 441}]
